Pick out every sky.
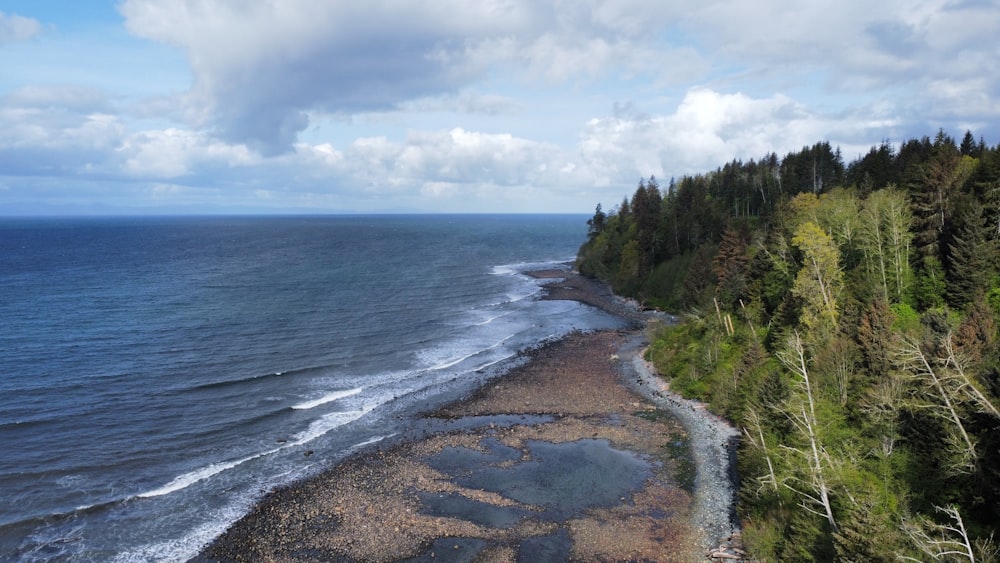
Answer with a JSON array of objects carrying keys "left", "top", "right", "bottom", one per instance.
[{"left": 1, "top": 1, "right": 999, "bottom": 214}]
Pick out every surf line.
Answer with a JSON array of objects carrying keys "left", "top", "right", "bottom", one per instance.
[{"left": 291, "top": 387, "right": 364, "bottom": 410}]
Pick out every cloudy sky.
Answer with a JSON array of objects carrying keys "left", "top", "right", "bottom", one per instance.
[{"left": 1, "top": 1, "right": 999, "bottom": 214}]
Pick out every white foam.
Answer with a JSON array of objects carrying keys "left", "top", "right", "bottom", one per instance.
[
  {"left": 136, "top": 452, "right": 267, "bottom": 499},
  {"left": 112, "top": 503, "right": 248, "bottom": 563},
  {"left": 289, "top": 408, "right": 372, "bottom": 446},
  {"left": 490, "top": 264, "right": 520, "bottom": 276},
  {"left": 347, "top": 433, "right": 396, "bottom": 453},
  {"left": 472, "top": 312, "right": 508, "bottom": 326},
  {"left": 490, "top": 260, "right": 574, "bottom": 277},
  {"left": 291, "top": 387, "right": 364, "bottom": 410},
  {"left": 504, "top": 286, "right": 541, "bottom": 303},
  {"left": 116, "top": 433, "right": 399, "bottom": 563},
  {"left": 423, "top": 348, "right": 481, "bottom": 372}
]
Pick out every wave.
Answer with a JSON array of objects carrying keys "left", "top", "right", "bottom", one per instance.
[
  {"left": 490, "top": 259, "right": 573, "bottom": 277},
  {"left": 185, "top": 366, "right": 315, "bottom": 393},
  {"left": 415, "top": 331, "right": 518, "bottom": 376},
  {"left": 289, "top": 408, "right": 372, "bottom": 446},
  {"left": 291, "top": 387, "right": 364, "bottom": 410},
  {"left": 471, "top": 311, "right": 510, "bottom": 326},
  {"left": 135, "top": 407, "right": 373, "bottom": 498},
  {"left": 115, "top": 432, "right": 399, "bottom": 563},
  {"left": 135, "top": 405, "right": 372, "bottom": 499},
  {"left": 111, "top": 503, "right": 251, "bottom": 563},
  {"left": 135, "top": 452, "right": 272, "bottom": 499}
]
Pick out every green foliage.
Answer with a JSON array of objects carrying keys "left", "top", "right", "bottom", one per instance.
[
  {"left": 890, "top": 302, "right": 921, "bottom": 334},
  {"left": 577, "top": 132, "right": 1000, "bottom": 561},
  {"left": 643, "top": 252, "right": 694, "bottom": 311},
  {"left": 791, "top": 221, "right": 844, "bottom": 341},
  {"left": 913, "top": 255, "right": 947, "bottom": 309},
  {"left": 614, "top": 239, "right": 641, "bottom": 296}
]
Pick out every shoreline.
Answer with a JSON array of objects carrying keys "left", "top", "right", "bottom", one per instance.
[
  {"left": 195, "top": 270, "right": 741, "bottom": 562},
  {"left": 532, "top": 269, "right": 743, "bottom": 555}
]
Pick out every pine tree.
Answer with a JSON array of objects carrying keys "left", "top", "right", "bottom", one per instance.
[
  {"left": 947, "top": 204, "right": 999, "bottom": 309},
  {"left": 586, "top": 203, "right": 606, "bottom": 240},
  {"left": 953, "top": 293, "right": 997, "bottom": 365},
  {"left": 912, "top": 131, "right": 961, "bottom": 260},
  {"left": 713, "top": 226, "right": 750, "bottom": 308},
  {"left": 858, "top": 299, "right": 895, "bottom": 380},
  {"left": 960, "top": 130, "right": 978, "bottom": 157}
]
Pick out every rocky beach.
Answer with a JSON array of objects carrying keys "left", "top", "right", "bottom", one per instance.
[{"left": 196, "top": 271, "right": 741, "bottom": 562}]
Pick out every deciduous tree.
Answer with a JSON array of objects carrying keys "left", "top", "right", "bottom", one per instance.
[{"left": 791, "top": 222, "right": 844, "bottom": 342}]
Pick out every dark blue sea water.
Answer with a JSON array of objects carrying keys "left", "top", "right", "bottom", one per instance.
[{"left": 0, "top": 215, "right": 624, "bottom": 562}]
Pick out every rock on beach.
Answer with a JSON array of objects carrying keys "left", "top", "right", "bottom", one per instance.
[{"left": 196, "top": 269, "right": 742, "bottom": 562}]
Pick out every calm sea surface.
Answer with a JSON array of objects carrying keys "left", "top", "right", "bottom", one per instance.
[{"left": 0, "top": 215, "right": 624, "bottom": 561}]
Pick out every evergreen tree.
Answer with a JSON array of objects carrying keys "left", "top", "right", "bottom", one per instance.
[
  {"left": 857, "top": 298, "right": 895, "bottom": 380},
  {"left": 960, "top": 130, "right": 978, "bottom": 157},
  {"left": 586, "top": 203, "right": 606, "bottom": 240},
  {"left": 912, "top": 130, "right": 960, "bottom": 260},
  {"left": 576, "top": 130, "right": 1000, "bottom": 559},
  {"left": 713, "top": 226, "right": 751, "bottom": 309},
  {"left": 947, "top": 205, "right": 999, "bottom": 309}
]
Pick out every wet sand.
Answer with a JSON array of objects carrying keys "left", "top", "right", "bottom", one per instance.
[{"left": 196, "top": 269, "right": 733, "bottom": 562}]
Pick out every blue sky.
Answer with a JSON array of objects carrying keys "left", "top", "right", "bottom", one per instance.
[{"left": 2, "top": 1, "right": 999, "bottom": 214}]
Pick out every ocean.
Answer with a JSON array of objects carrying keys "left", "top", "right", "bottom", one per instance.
[{"left": 0, "top": 215, "right": 626, "bottom": 562}]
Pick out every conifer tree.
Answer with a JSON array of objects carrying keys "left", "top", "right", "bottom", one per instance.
[
  {"left": 912, "top": 131, "right": 961, "bottom": 260},
  {"left": 947, "top": 205, "right": 999, "bottom": 309},
  {"left": 713, "top": 226, "right": 750, "bottom": 308}
]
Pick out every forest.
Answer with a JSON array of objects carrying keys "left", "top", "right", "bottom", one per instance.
[{"left": 577, "top": 130, "right": 1000, "bottom": 561}]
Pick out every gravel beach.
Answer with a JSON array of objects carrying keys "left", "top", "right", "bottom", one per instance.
[{"left": 196, "top": 270, "right": 742, "bottom": 562}]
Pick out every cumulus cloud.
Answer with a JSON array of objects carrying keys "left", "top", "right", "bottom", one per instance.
[
  {"left": 282, "top": 87, "right": 881, "bottom": 210},
  {"left": 0, "top": 86, "right": 124, "bottom": 176},
  {"left": 118, "top": 1, "right": 700, "bottom": 154},
  {"left": 0, "top": 85, "right": 255, "bottom": 181},
  {"left": 678, "top": 1, "right": 1000, "bottom": 125},
  {"left": 5, "top": 1, "right": 1000, "bottom": 213},
  {"left": 119, "top": 2, "right": 514, "bottom": 153},
  {"left": 399, "top": 90, "right": 522, "bottom": 116},
  {"left": 343, "top": 128, "right": 562, "bottom": 192},
  {"left": 578, "top": 88, "right": 894, "bottom": 183},
  {"left": 118, "top": 128, "right": 257, "bottom": 178},
  {"left": 0, "top": 11, "right": 40, "bottom": 45},
  {"left": 3, "top": 85, "right": 111, "bottom": 113}
]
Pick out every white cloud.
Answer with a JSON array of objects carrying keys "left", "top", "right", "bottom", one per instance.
[
  {"left": 113, "top": 0, "right": 1000, "bottom": 160},
  {"left": 117, "top": 1, "right": 704, "bottom": 154},
  {"left": 578, "top": 88, "right": 890, "bottom": 184},
  {"left": 0, "top": 86, "right": 120, "bottom": 152},
  {"left": 118, "top": 1, "right": 529, "bottom": 153},
  {"left": 0, "top": 11, "right": 40, "bottom": 45},
  {"left": 677, "top": 0, "right": 1000, "bottom": 124},
  {"left": 342, "top": 127, "right": 563, "bottom": 193},
  {"left": 4, "top": 1, "right": 1000, "bottom": 213},
  {"left": 399, "top": 90, "right": 522, "bottom": 116},
  {"left": 118, "top": 128, "right": 256, "bottom": 178},
  {"left": 3, "top": 84, "right": 110, "bottom": 111}
]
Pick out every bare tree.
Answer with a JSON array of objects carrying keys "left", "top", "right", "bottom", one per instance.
[
  {"left": 742, "top": 406, "right": 780, "bottom": 495},
  {"left": 895, "top": 337, "right": 978, "bottom": 474},
  {"left": 778, "top": 332, "right": 838, "bottom": 532},
  {"left": 940, "top": 334, "right": 1000, "bottom": 418},
  {"left": 861, "top": 372, "right": 905, "bottom": 457},
  {"left": 900, "top": 505, "right": 998, "bottom": 562}
]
